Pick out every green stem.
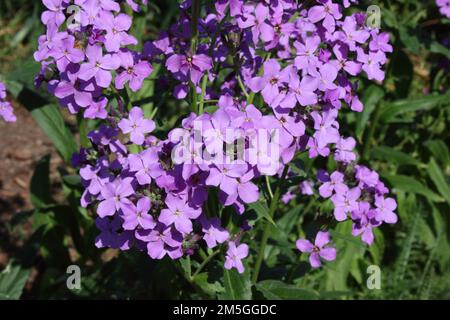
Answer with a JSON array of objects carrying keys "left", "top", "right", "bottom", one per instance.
[
  {"left": 362, "top": 102, "right": 381, "bottom": 160},
  {"left": 190, "top": 0, "right": 201, "bottom": 53},
  {"left": 189, "top": 0, "right": 201, "bottom": 113},
  {"left": 198, "top": 74, "right": 208, "bottom": 114},
  {"left": 191, "top": 82, "right": 198, "bottom": 114},
  {"left": 252, "top": 166, "right": 289, "bottom": 284},
  {"left": 77, "top": 114, "right": 90, "bottom": 148},
  {"left": 237, "top": 75, "right": 249, "bottom": 99},
  {"left": 192, "top": 249, "right": 220, "bottom": 280},
  {"left": 149, "top": 107, "right": 159, "bottom": 120},
  {"left": 123, "top": 87, "right": 132, "bottom": 110},
  {"left": 199, "top": 248, "right": 208, "bottom": 260},
  {"left": 265, "top": 176, "right": 274, "bottom": 199}
]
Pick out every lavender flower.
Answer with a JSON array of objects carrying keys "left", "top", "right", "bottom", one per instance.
[
  {"left": 97, "top": 178, "right": 135, "bottom": 218},
  {"left": 79, "top": 45, "right": 121, "bottom": 88},
  {"left": 115, "top": 51, "right": 153, "bottom": 92},
  {"left": 201, "top": 216, "right": 230, "bottom": 248},
  {"left": 97, "top": 12, "right": 137, "bottom": 52},
  {"left": 166, "top": 53, "right": 212, "bottom": 85},
  {"left": 224, "top": 242, "right": 249, "bottom": 274},
  {"left": 159, "top": 195, "right": 201, "bottom": 234},
  {"left": 118, "top": 107, "right": 155, "bottom": 145},
  {"left": 296, "top": 231, "right": 337, "bottom": 268}
]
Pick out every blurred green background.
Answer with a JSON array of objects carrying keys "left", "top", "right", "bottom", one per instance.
[{"left": 0, "top": 0, "right": 449, "bottom": 299}]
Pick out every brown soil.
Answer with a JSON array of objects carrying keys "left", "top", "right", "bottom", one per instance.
[{"left": 0, "top": 100, "right": 59, "bottom": 268}]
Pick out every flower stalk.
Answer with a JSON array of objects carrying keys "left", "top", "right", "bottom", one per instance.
[{"left": 252, "top": 166, "right": 289, "bottom": 284}]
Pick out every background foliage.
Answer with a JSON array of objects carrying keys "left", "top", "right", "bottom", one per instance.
[{"left": 0, "top": 0, "right": 449, "bottom": 300}]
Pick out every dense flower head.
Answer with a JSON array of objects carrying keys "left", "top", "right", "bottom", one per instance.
[
  {"left": 38, "top": 0, "right": 397, "bottom": 274},
  {"left": 34, "top": 0, "right": 153, "bottom": 119}
]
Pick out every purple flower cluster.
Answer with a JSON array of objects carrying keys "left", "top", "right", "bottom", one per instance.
[
  {"left": 437, "top": 0, "right": 450, "bottom": 18},
  {"left": 36, "top": 0, "right": 398, "bottom": 274},
  {"left": 286, "top": 163, "right": 397, "bottom": 267},
  {"left": 34, "top": 0, "right": 153, "bottom": 119},
  {"left": 74, "top": 115, "right": 233, "bottom": 261},
  {"left": 319, "top": 165, "right": 397, "bottom": 244},
  {"left": 0, "top": 81, "right": 16, "bottom": 123}
]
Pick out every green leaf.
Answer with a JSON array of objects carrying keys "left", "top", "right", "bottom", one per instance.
[
  {"left": 6, "top": 60, "right": 42, "bottom": 89},
  {"left": 31, "top": 206, "right": 73, "bottom": 267},
  {"left": 381, "top": 7, "right": 398, "bottom": 29},
  {"left": 379, "top": 93, "right": 450, "bottom": 123},
  {"left": 371, "top": 146, "right": 420, "bottom": 166},
  {"left": 368, "top": 228, "right": 385, "bottom": 266},
  {"left": 179, "top": 257, "right": 192, "bottom": 281},
  {"left": 429, "top": 41, "right": 450, "bottom": 59},
  {"left": 389, "top": 49, "right": 413, "bottom": 99},
  {"left": 0, "top": 262, "right": 30, "bottom": 300},
  {"left": 193, "top": 273, "right": 224, "bottom": 297},
  {"left": 62, "top": 175, "right": 82, "bottom": 188},
  {"left": 424, "top": 140, "right": 450, "bottom": 167},
  {"left": 276, "top": 206, "right": 301, "bottom": 234},
  {"left": 2, "top": 79, "right": 24, "bottom": 97},
  {"left": 255, "top": 280, "right": 319, "bottom": 300},
  {"left": 30, "top": 154, "right": 53, "bottom": 209},
  {"left": 426, "top": 158, "right": 450, "bottom": 205},
  {"left": 329, "top": 230, "right": 367, "bottom": 249},
  {"left": 417, "top": 216, "right": 436, "bottom": 248},
  {"left": 248, "top": 201, "right": 277, "bottom": 227},
  {"left": 11, "top": 16, "right": 34, "bottom": 47},
  {"left": 326, "top": 221, "right": 365, "bottom": 291},
  {"left": 203, "top": 105, "right": 219, "bottom": 114},
  {"left": 383, "top": 174, "right": 444, "bottom": 202},
  {"left": 77, "top": 116, "right": 91, "bottom": 148},
  {"left": 220, "top": 268, "right": 252, "bottom": 300},
  {"left": 31, "top": 104, "right": 78, "bottom": 163},
  {"left": 399, "top": 26, "right": 421, "bottom": 54},
  {"left": 356, "top": 85, "right": 384, "bottom": 141}
]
